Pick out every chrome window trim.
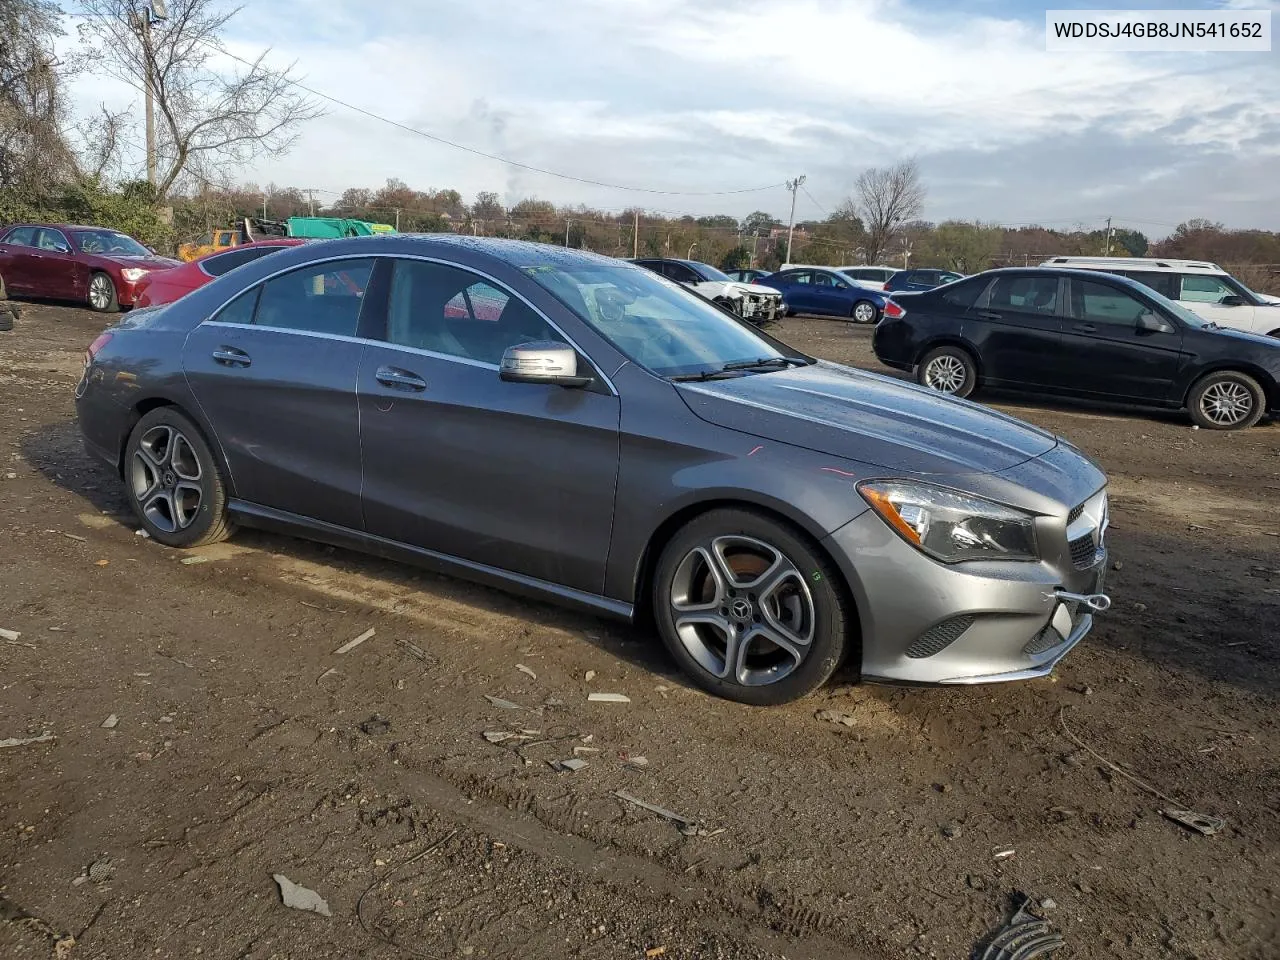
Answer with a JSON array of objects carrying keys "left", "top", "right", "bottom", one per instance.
[{"left": 198, "top": 251, "right": 618, "bottom": 395}]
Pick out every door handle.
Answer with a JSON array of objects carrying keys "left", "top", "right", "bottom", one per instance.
[
  {"left": 1072, "top": 323, "right": 1097, "bottom": 333},
  {"left": 375, "top": 366, "right": 427, "bottom": 392},
  {"left": 212, "top": 347, "right": 251, "bottom": 367},
  {"left": 976, "top": 310, "right": 1002, "bottom": 320}
]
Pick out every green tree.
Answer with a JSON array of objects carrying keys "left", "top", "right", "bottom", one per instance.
[{"left": 719, "top": 245, "right": 750, "bottom": 271}]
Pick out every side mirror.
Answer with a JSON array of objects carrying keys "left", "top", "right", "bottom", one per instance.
[
  {"left": 1220, "top": 294, "right": 1245, "bottom": 307},
  {"left": 499, "top": 341, "right": 593, "bottom": 388},
  {"left": 1136, "top": 312, "right": 1174, "bottom": 334}
]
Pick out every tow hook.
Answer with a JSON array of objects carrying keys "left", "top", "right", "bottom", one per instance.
[{"left": 1046, "top": 590, "right": 1112, "bottom": 612}]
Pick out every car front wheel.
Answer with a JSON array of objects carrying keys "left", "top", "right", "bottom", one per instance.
[
  {"left": 125, "top": 407, "right": 234, "bottom": 547},
  {"left": 1187, "top": 370, "right": 1266, "bottom": 430},
  {"left": 653, "top": 508, "right": 851, "bottom": 705},
  {"left": 917, "top": 346, "right": 977, "bottom": 398},
  {"left": 88, "top": 272, "right": 119, "bottom": 313},
  {"left": 851, "top": 300, "right": 878, "bottom": 324}
]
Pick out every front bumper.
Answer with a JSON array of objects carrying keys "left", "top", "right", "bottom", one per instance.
[
  {"left": 738, "top": 293, "right": 783, "bottom": 321},
  {"left": 823, "top": 510, "right": 1106, "bottom": 684}
]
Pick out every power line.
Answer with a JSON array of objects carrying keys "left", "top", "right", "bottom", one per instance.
[
  {"left": 800, "top": 184, "right": 828, "bottom": 218},
  {"left": 200, "top": 39, "right": 786, "bottom": 198}
]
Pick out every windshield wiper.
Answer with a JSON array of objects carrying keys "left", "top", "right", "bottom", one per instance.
[
  {"left": 670, "top": 369, "right": 744, "bottom": 382},
  {"left": 720, "top": 356, "right": 809, "bottom": 371}
]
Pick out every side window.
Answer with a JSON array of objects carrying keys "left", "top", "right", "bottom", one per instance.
[
  {"left": 213, "top": 286, "right": 260, "bottom": 325},
  {"left": 940, "top": 277, "right": 985, "bottom": 308},
  {"left": 791, "top": 271, "right": 813, "bottom": 285},
  {"left": 1119, "top": 271, "right": 1177, "bottom": 299},
  {"left": 202, "top": 246, "right": 278, "bottom": 278},
  {"left": 254, "top": 258, "right": 374, "bottom": 336},
  {"left": 988, "top": 276, "right": 1059, "bottom": 316},
  {"left": 1071, "top": 280, "right": 1149, "bottom": 326},
  {"left": 1179, "top": 274, "right": 1234, "bottom": 304},
  {"left": 813, "top": 272, "right": 837, "bottom": 287},
  {"left": 667, "top": 263, "right": 699, "bottom": 284},
  {"left": 387, "top": 260, "right": 557, "bottom": 366},
  {"left": 5, "top": 227, "right": 37, "bottom": 247},
  {"left": 36, "top": 228, "right": 70, "bottom": 252}
]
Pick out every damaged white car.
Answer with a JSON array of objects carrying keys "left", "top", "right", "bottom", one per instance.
[{"left": 629, "top": 257, "right": 784, "bottom": 323}]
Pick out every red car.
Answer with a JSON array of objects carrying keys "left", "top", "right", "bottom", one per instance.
[
  {"left": 0, "top": 224, "right": 181, "bottom": 313},
  {"left": 134, "top": 238, "right": 308, "bottom": 307}
]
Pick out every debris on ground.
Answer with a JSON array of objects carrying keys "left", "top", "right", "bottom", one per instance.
[
  {"left": 100, "top": 714, "right": 119, "bottom": 730},
  {"left": 516, "top": 664, "right": 537, "bottom": 680},
  {"left": 87, "top": 856, "right": 115, "bottom": 884},
  {"left": 179, "top": 555, "right": 208, "bottom": 565},
  {"left": 645, "top": 948, "right": 667, "bottom": 958},
  {"left": 585, "top": 669, "right": 596, "bottom": 681},
  {"left": 573, "top": 746, "right": 599, "bottom": 757},
  {"left": 134, "top": 529, "right": 149, "bottom": 538},
  {"left": 95, "top": 559, "right": 108, "bottom": 567},
  {"left": 993, "top": 848, "right": 1016, "bottom": 859},
  {"left": 359, "top": 714, "right": 391, "bottom": 736},
  {"left": 1161, "top": 808, "right": 1227, "bottom": 836},
  {"left": 975, "top": 894, "right": 1065, "bottom": 959},
  {"left": 615, "top": 790, "right": 713, "bottom": 836},
  {"left": 483, "top": 695, "right": 522, "bottom": 710},
  {"left": 942, "top": 824, "right": 961, "bottom": 839},
  {"left": 0, "top": 893, "right": 76, "bottom": 956},
  {"left": 552, "top": 757, "right": 588, "bottom": 772},
  {"left": 333, "top": 627, "right": 376, "bottom": 655},
  {"left": 62, "top": 532, "right": 87, "bottom": 543},
  {"left": 0, "top": 627, "right": 21, "bottom": 642},
  {"left": 815, "top": 708, "right": 857, "bottom": 727},
  {"left": 273, "top": 874, "right": 332, "bottom": 917},
  {"left": 0, "top": 731, "right": 55, "bottom": 749},
  {"left": 1059, "top": 707, "right": 1227, "bottom": 835},
  {"left": 315, "top": 667, "right": 340, "bottom": 686},
  {"left": 588, "top": 692, "right": 630, "bottom": 703},
  {"left": 395, "top": 638, "right": 430, "bottom": 661}
]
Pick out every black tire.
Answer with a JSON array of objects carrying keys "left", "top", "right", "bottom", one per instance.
[
  {"left": 917, "top": 345, "right": 978, "bottom": 399},
  {"left": 124, "top": 407, "right": 234, "bottom": 547},
  {"left": 713, "top": 296, "right": 739, "bottom": 316},
  {"left": 652, "top": 508, "right": 852, "bottom": 705},
  {"left": 1186, "top": 370, "right": 1266, "bottom": 431},
  {"left": 851, "top": 299, "right": 878, "bottom": 324},
  {"left": 88, "top": 271, "right": 119, "bottom": 313}
]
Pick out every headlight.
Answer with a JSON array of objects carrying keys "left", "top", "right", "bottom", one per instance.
[
  {"left": 121, "top": 268, "right": 147, "bottom": 281},
  {"left": 859, "top": 480, "right": 1039, "bottom": 563}
]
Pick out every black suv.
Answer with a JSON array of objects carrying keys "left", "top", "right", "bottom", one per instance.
[{"left": 873, "top": 267, "right": 1280, "bottom": 430}]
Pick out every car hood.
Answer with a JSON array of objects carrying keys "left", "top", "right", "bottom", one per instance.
[
  {"left": 1257, "top": 293, "right": 1280, "bottom": 305},
  {"left": 677, "top": 360, "right": 1059, "bottom": 476},
  {"left": 104, "top": 255, "right": 182, "bottom": 270}
]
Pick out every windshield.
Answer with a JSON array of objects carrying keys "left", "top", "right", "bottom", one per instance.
[
  {"left": 74, "top": 230, "right": 150, "bottom": 257},
  {"left": 523, "top": 261, "right": 791, "bottom": 378},
  {"left": 689, "top": 261, "right": 733, "bottom": 282}
]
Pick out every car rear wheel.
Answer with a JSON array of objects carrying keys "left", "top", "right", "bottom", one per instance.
[
  {"left": 917, "top": 346, "right": 977, "bottom": 399},
  {"left": 653, "top": 508, "right": 851, "bottom": 705},
  {"left": 851, "top": 300, "right": 878, "bottom": 324},
  {"left": 1187, "top": 370, "right": 1266, "bottom": 430},
  {"left": 125, "top": 408, "right": 234, "bottom": 547},
  {"left": 88, "top": 272, "right": 119, "bottom": 313}
]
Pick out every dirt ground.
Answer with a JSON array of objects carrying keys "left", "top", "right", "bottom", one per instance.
[{"left": 1, "top": 302, "right": 1277, "bottom": 960}]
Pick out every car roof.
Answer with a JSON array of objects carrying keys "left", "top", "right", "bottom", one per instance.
[
  {"left": 1041, "top": 256, "right": 1224, "bottom": 273},
  {"left": 5, "top": 223, "right": 118, "bottom": 232},
  {"left": 276, "top": 234, "right": 632, "bottom": 272}
]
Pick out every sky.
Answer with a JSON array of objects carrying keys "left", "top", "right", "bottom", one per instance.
[{"left": 65, "top": 0, "right": 1280, "bottom": 236}]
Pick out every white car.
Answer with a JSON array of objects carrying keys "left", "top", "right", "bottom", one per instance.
[
  {"left": 1042, "top": 257, "right": 1280, "bottom": 337},
  {"left": 629, "top": 258, "right": 783, "bottom": 322},
  {"left": 837, "top": 265, "right": 900, "bottom": 291}
]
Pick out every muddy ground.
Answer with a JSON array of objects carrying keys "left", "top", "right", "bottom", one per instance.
[{"left": 1, "top": 302, "right": 1277, "bottom": 960}]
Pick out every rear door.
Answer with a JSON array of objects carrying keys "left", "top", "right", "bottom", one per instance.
[
  {"left": 0, "top": 227, "right": 40, "bottom": 292},
  {"left": 1058, "top": 277, "right": 1185, "bottom": 402},
  {"left": 357, "top": 257, "right": 620, "bottom": 593},
  {"left": 181, "top": 256, "right": 377, "bottom": 528},
  {"left": 967, "top": 274, "right": 1067, "bottom": 388}
]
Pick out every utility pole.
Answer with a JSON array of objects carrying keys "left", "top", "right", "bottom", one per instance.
[
  {"left": 751, "top": 232, "right": 759, "bottom": 266},
  {"left": 262, "top": 193, "right": 267, "bottom": 219},
  {"left": 1104, "top": 216, "right": 1114, "bottom": 256},
  {"left": 564, "top": 218, "right": 571, "bottom": 247},
  {"left": 137, "top": 2, "right": 168, "bottom": 188},
  {"left": 395, "top": 209, "right": 401, "bottom": 231},
  {"left": 784, "top": 175, "right": 806, "bottom": 266},
  {"left": 632, "top": 210, "right": 639, "bottom": 258},
  {"left": 306, "top": 190, "right": 316, "bottom": 217}
]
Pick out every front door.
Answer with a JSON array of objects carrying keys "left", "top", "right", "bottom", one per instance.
[
  {"left": 1058, "top": 277, "right": 1185, "bottom": 402},
  {"left": 181, "top": 257, "right": 376, "bottom": 529},
  {"left": 966, "top": 274, "right": 1067, "bottom": 388},
  {"left": 358, "top": 257, "right": 621, "bottom": 594},
  {"left": 810, "top": 271, "right": 852, "bottom": 316}
]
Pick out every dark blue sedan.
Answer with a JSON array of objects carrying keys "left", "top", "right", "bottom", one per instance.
[
  {"left": 757, "top": 267, "right": 889, "bottom": 323},
  {"left": 883, "top": 268, "right": 965, "bottom": 293}
]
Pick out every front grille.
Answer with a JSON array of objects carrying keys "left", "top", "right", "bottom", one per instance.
[
  {"left": 1067, "top": 503, "right": 1085, "bottom": 524},
  {"left": 1069, "top": 533, "right": 1100, "bottom": 568},
  {"left": 1023, "top": 625, "right": 1064, "bottom": 655},
  {"left": 906, "top": 615, "right": 975, "bottom": 659}
]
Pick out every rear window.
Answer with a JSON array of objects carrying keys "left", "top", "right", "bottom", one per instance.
[{"left": 937, "top": 277, "right": 986, "bottom": 309}]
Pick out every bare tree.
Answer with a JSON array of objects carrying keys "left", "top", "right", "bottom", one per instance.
[
  {"left": 72, "top": 104, "right": 131, "bottom": 181},
  {"left": 849, "top": 159, "right": 925, "bottom": 265},
  {"left": 77, "top": 0, "right": 322, "bottom": 199}
]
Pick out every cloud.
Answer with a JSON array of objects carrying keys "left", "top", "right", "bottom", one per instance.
[{"left": 61, "top": 0, "right": 1280, "bottom": 231}]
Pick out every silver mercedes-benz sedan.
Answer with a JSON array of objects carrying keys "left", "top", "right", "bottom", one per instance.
[{"left": 75, "top": 236, "right": 1110, "bottom": 705}]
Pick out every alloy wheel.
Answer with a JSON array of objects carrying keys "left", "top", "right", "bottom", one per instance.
[
  {"left": 1199, "top": 380, "right": 1254, "bottom": 426},
  {"left": 924, "top": 355, "right": 967, "bottom": 394},
  {"left": 853, "top": 302, "right": 877, "bottom": 323},
  {"left": 668, "top": 535, "right": 816, "bottom": 687},
  {"left": 130, "top": 425, "right": 204, "bottom": 533},
  {"left": 89, "top": 275, "right": 114, "bottom": 311}
]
